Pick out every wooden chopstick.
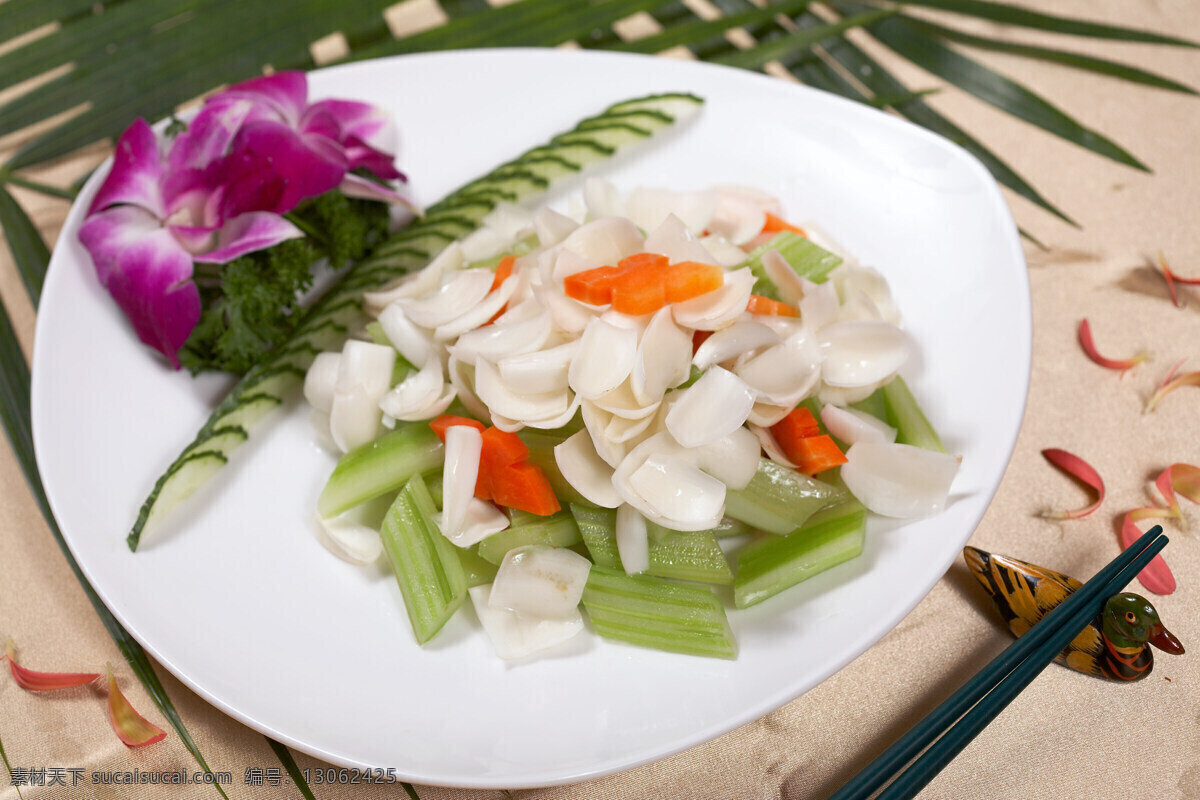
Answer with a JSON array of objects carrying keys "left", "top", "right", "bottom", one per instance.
[{"left": 829, "top": 525, "right": 1168, "bottom": 800}]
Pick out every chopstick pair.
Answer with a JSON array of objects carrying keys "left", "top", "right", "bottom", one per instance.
[{"left": 829, "top": 525, "right": 1169, "bottom": 800}]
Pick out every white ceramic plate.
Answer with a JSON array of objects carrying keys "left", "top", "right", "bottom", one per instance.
[{"left": 32, "top": 50, "right": 1029, "bottom": 789}]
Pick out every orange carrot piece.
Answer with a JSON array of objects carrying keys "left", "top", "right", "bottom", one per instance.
[
  {"left": 611, "top": 264, "right": 667, "bottom": 315},
  {"left": 746, "top": 294, "right": 799, "bottom": 317},
  {"left": 490, "top": 462, "right": 562, "bottom": 516},
  {"left": 481, "top": 426, "right": 528, "bottom": 469},
  {"left": 563, "top": 265, "right": 624, "bottom": 306},
  {"left": 617, "top": 252, "right": 669, "bottom": 272},
  {"left": 791, "top": 434, "right": 847, "bottom": 475},
  {"left": 429, "top": 415, "right": 486, "bottom": 442},
  {"left": 771, "top": 408, "right": 821, "bottom": 463},
  {"left": 692, "top": 329, "right": 713, "bottom": 353},
  {"left": 762, "top": 212, "right": 807, "bottom": 237},
  {"left": 490, "top": 255, "right": 516, "bottom": 292},
  {"left": 664, "top": 261, "right": 723, "bottom": 303}
]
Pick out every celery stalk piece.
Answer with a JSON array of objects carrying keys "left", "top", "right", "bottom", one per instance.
[
  {"left": 456, "top": 546, "right": 499, "bottom": 588},
  {"left": 573, "top": 505, "right": 734, "bottom": 585},
  {"left": 476, "top": 509, "right": 582, "bottom": 566},
  {"left": 881, "top": 375, "right": 947, "bottom": 453},
  {"left": 733, "top": 499, "right": 867, "bottom": 609},
  {"left": 582, "top": 566, "right": 737, "bottom": 659},
  {"left": 317, "top": 424, "right": 444, "bottom": 518},
  {"left": 724, "top": 459, "right": 847, "bottom": 535},
  {"left": 380, "top": 474, "right": 468, "bottom": 644},
  {"left": 518, "top": 430, "right": 591, "bottom": 505},
  {"left": 740, "top": 232, "right": 842, "bottom": 299},
  {"left": 850, "top": 388, "right": 888, "bottom": 425}
]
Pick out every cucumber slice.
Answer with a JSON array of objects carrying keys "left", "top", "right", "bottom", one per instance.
[
  {"left": 317, "top": 424, "right": 444, "bottom": 519},
  {"left": 582, "top": 566, "right": 737, "bottom": 660},
  {"left": 572, "top": 505, "right": 734, "bottom": 585},
  {"left": 380, "top": 474, "right": 467, "bottom": 644},
  {"left": 476, "top": 509, "right": 582, "bottom": 566},
  {"left": 724, "top": 458, "right": 847, "bottom": 535},
  {"left": 128, "top": 452, "right": 227, "bottom": 545},
  {"left": 734, "top": 500, "right": 866, "bottom": 609},
  {"left": 603, "top": 93, "right": 703, "bottom": 120}
]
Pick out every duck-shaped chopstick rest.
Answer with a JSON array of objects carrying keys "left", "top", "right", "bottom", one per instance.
[{"left": 963, "top": 547, "right": 1184, "bottom": 681}]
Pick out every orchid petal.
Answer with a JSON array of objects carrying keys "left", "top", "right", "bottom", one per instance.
[
  {"left": 218, "top": 71, "right": 308, "bottom": 125},
  {"left": 4, "top": 640, "right": 100, "bottom": 691},
  {"left": 80, "top": 208, "right": 200, "bottom": 367},
  {"left": 338, "top": 173, "right": 420, "bottom": 214},
  {"left": 166, "top": 98, "right": 257, "bottom": 173},
  {"left": 221, "top": 120, "right": 346, "bottom": 216},
  {"left": 106, "top": 666, "right": 167, "bottom": 747},
  {"left": 1077, "top": 319, "right": 1146, "bottom": 372},
  {"left": 89, "top": 119, "right": 165, "bottom": 217},
  {"left": 1120, "top": 515, "right": 1177, "bottom": 595},
  {"left": 1039, "top": 448, "right": 1105, "bottom": 520},
  {"left": 192, "top": 212, "right": 303, "bottom": 263}
]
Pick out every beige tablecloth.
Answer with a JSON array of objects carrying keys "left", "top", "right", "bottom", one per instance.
[{"left": 2, "top": 1, "right": 1198, "bottom": 798}]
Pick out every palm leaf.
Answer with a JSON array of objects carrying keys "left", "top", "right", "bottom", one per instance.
[
  {"left": 888, "top": 0, "right": 1197, "bottom": 47},
  {"left": 0, "top": 730, "right": 22, "bottom": 800},
  {"left": 837, "top": 5, "right": 1149, "bottom": 171},
  {"left": 899, "top": 17, "right": 1197, "bottom": 95},
  {"left": 0, "top": 186, "right": 50, "bottom": 306}
]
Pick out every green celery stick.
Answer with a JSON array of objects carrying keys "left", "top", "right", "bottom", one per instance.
[
  {"left": 582, "top": 566, "right": 737, "bottom": 659},
  {"left": 724, "top": 459, "right": 846, "bottom": 535},
  {"left": 739, "top": 232, "right": 842, "bottom": 299},
  {"left": 317, "top": 424, "right": 443, "bottom": 518},
  {"left": 734, "top": 499, "right": 866, "bottom": 609},
  {"left": 476, "top": 509, "right": 581, "bottom": 566},
  {"left": 456, "top": 546, "right": 499, "bottom": 588},
  {"left": 882, "top": 375, "right": 946, "bottom": 453},
  {"left": 572, "top": 505, "right": 734, "bottom": 585},
  {"left": 380, "top": 474, "right": 467, "bottom": 644}
]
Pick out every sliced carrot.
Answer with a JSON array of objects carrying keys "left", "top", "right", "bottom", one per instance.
[
  {"left": 617, "top": 252, "right": 669, "bottom": 272},
  {"left": 429, "top": 415, "right": 485, "bottom": 442},
  {"left": 746, "top": 294, "right": 799, "bottom": 317},
  {"left": 762, "top": 212, "right": 807, "bottom": 237},
  {"left": 563, "top": 265, "right": 624, "bottom": 306},
  {"left": 771, "top": 408, "right": 821, "bottom": 463},
  {"left": 665, "top": 261, "right": 723, "bottom": 303},
  {"left": 791, "top": 434, "right": 847, "bottom": 475},
  {"left": 611, "top": 263, "right": 667, "bottom": 315},
  {"left": 489, "top": 462, "right": 561, "bottom": 516},
  {"left": 490, "top": 255, "right": 516, "bottom": 292},
  {"left": 692, "top": 329, "right": 713, "bottom": 353},
  {"left": 481, "top": 426, "right": 528, "bottom": 469}
]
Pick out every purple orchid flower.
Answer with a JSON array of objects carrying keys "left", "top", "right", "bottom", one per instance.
[
  {"left": 78, "top": 71, "right": 412, "bottom": 368},
  {"left": 79, "top": 119, "right": 303, "bottom": 367}
]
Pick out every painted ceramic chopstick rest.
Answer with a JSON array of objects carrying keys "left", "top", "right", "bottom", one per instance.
[{"left": 964, "top": 547, "right": 1184, "bottom": 681}]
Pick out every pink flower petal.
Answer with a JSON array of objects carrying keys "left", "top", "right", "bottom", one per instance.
[
  {"left": 1039, "top": 448, "right": 1105, "bottom": 520},
  {"left": 89, "top": 119, "right": 165, "bottom": 217},
  {"left": 79, "top": 205, "right": 163, "bottom": 286},
  {"left": 339, "top": 173, "right": 420, "bottom": 214},
  {"left": 305, "top": 98, "right": 394, "bottom": 151},
  {"left": 217, "top": 71, "right": 308, "bottom": 125},
  {"left": 1121, "top": 514, "right": 1177, "bottom": 595},
  {"left": 166, "top": 98, "right": 256, "bottom": 173},
  {"left": 220, "top": 120, "right": 346, "bottom": 216},
  {"left": 105, "top": 666, "right": 167, "bottom": 748},
  {"left": 5, "top": 640, "right": 100, "bottom": 691},
  {"left": 194, "top": 212, "right": 304, "bottom": 263},
  {"left": 1077, "top": 319, "right": 1145, "bottom": 373},
  {"left": 102, "top": 226, "right": 200, "bottom": 368}
]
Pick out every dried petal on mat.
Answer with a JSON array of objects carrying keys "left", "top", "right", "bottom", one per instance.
[
  {"left": 1040, "top": 448, "right": 1105, "bottom": 519},
  {"left": 4, "top": 640, "right": 100, "bottom": 691},
  {"left": 1145, "top": 360, "right": 1200, "bottom": 412},
  {"left": 1121, "top": 513, "right": 1177, "bottom": 595},
  {"left": 105, "top": 666, "right": 167, "bottom": 747},
  {"left": 1077, "top": 319, "right": 1146, "bottom": 372}
]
